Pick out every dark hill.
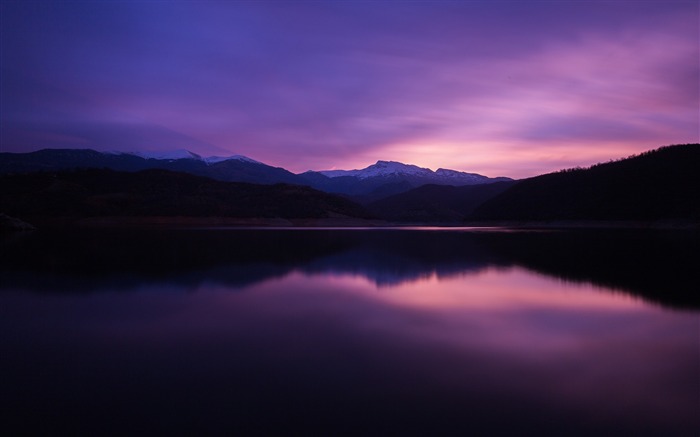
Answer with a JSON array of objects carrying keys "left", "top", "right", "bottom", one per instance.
[
  {"left": 0, "top": 168, "right": 372, "bottom": 223},
  {"left": 471, "top": 144, "right": 700, "bottom": 222},
  {"left": 368, "top": 181, "right": 516, "bottom": 222}
]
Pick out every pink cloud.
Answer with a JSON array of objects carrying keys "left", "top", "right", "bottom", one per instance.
[{"left": 3, "top": 1, "right": 696, "bottom": 177}]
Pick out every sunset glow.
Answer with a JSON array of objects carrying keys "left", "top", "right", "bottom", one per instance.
[
  {"left": 280, "top": 268, "right": 647, "bottom": 312},
  {"left": 1, "top": 1, "right": 697, "bottom": 178}
]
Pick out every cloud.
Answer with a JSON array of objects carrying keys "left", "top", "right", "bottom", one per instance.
[{"left": 1, "top": 1, "right": 697, "bottom": 176}]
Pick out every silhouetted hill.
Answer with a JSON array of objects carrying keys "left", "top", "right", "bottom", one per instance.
[
  {"left": 0, "top": 168, "right": 372, "bottom": 222},
  {"left": 471, "top": 144, "right": 700, "bottom": 221},
  {"left": 368, "top": 181, "right": 516, "bottom": 222}
]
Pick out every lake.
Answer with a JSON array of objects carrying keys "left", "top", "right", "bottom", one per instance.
[{"left": 1, "top": 227, "right": 698, "bottom": 436}]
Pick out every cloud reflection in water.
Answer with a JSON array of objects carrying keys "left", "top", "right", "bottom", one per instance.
[{"left": 0, "top": 228, "right": 697, "bottom": 435}]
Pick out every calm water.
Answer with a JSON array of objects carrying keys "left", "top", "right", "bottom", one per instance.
[{"left": 1, "top": 228, "right": 698, "bottom": 436}]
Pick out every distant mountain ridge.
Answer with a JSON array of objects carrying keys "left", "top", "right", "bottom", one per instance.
[
  {"left": 0, "top": 148, "right": 302, "bottom": 186},
  {"left": 300, "top": 160, "right": 511, "bottom": 200},
  {"left": 317, "top": 160, "right": 506, "bottom": 183},
  {"left": 1, "top": 144, "right": 697, "bottom": 225},
  {"left": 0, "top": 149, "right": 512, "bottom": 201}
]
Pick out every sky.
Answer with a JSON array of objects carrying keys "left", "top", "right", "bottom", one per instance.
[{"left": 1, "top": 1, "right": 697, "bottom": 178}]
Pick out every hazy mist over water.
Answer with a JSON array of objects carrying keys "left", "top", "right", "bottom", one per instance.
[{"left": 1, "top": 228, "right": 698, "bottom": 435}]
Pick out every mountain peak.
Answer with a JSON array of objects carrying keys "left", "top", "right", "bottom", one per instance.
[
  {"left": 436, "top": 168, "right": 474, "bottom": 177},
  {"left": 204, "top": 155, "right": 261, "bottom": 165},
  {"left": 319, "top": 160, "right": 432, "bottom": 179}
]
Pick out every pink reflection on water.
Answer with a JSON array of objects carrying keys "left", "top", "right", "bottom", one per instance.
[
  {"left": 254, "top": 268, "right": 698, "bottom": 430},
  {"left": 299, "top": 266, "right": 647, "bottom": 311},
  {"left": 2, "top": 266, "right": 696, "bottom": 434}
]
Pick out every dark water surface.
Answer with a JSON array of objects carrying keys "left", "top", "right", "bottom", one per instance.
[{"left": 1, "top": 228, "right": 698, "bottom": 436}]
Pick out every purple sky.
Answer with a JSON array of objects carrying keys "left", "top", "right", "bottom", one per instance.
[{"left": 1, "top": 1, "right": 697, "bottom": 178}]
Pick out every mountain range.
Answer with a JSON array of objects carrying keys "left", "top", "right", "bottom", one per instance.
[
  {"left": 0, "top": 148, "right": 303, "bottom": 186},
  {"left": 0, "top": 148, "right": 510, "bottom": 200},
  {"left": 1, "top": 143, "right": 698, "bottom": 226},
  {"left": 299, "top": 161, "right": 511, "bottom": 201}
]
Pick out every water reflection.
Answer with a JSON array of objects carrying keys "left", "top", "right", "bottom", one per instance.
[
  {"left": 1, "top": 228, "right": 698, "bottom": 308},
  {"left": 0, "top": 228, "right": 698, "bottom": 435}
]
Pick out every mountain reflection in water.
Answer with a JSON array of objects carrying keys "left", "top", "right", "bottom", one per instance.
[
  {"left": 1, "top": 228, "right": 698, "bottom": 436},
  {"left": 1, "top": 228, "right": 698, "bottom": 308}
]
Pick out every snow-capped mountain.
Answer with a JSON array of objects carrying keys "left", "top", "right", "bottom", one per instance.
[
  {"left": 203, "top": 155, "right": 261, "bottom": 165},
  {"left": 0, "top": 149, "right": 512, "bottom": 202},
  {"left": 317, "top": 160, "right": 505, "bottom": 184},
  {"left": 118, "top": 149, "right": 261, "bottom": 165},
  {"left": 320, "top": 161, "right": 434, "bottom": 179},
  {"left": 300, "top": 160, "right": 511, "bottom": 200}
]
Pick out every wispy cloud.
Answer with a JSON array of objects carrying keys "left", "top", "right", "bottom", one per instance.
[{"left": 1, "top": 1, "right": 696, "bottom": 177}]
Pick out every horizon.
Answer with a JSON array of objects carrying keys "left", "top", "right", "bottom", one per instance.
[
  {"left": 1, "top": 2, "right": 697, "bottom": 179},
  {"left": 2, "top": 143, "right": 692, "bottom": 179}
]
